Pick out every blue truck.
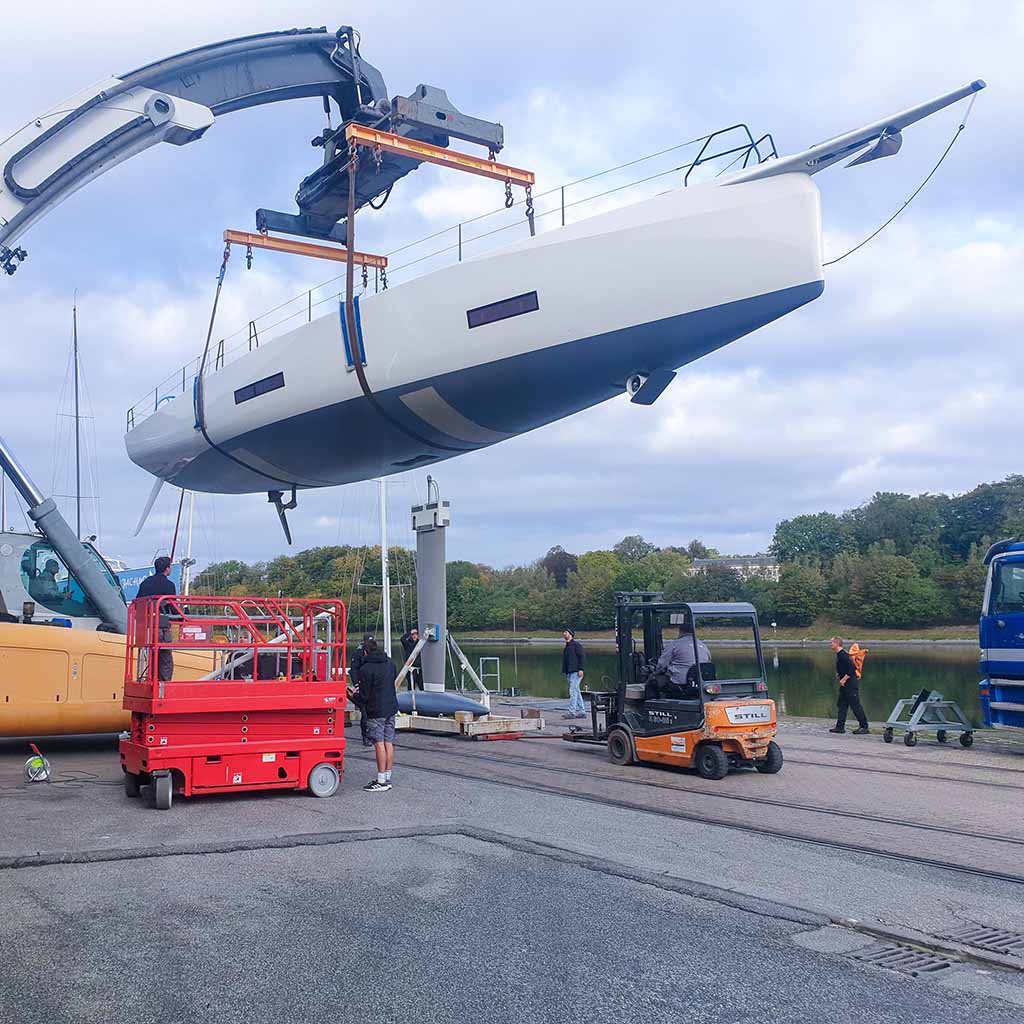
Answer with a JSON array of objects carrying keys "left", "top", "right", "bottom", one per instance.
[{"left": 979, "top": 540, "right": 1024, "bottom": 731}]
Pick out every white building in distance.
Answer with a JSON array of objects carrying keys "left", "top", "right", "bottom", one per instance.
[{"left": 692, "top": 556, "right": 780, "bottom": 582}]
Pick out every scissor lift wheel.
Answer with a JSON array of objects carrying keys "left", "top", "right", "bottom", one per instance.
[
  {"left": 153, "top": 772, "right": 173, "bottom": 811},
  {"left": 308, "top": 762, "right": 340, "bottom": 798},
  {"left": 124, "top": 772, "right": 141, "bottom": 798}
]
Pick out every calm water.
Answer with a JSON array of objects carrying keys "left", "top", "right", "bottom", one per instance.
[{"left": 461, "top": 643, "right": 983, "bottom": 725}]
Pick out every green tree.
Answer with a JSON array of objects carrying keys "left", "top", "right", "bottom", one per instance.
[
  {"left": 941, "top": 476, "right": 1024, "bottom": 560},
  {"left": 931, "top": 556, "right": 987, "bottom": 623},
  {"left": 685, "top": 539, "right": 719, "bottom": 560},
  {"left": 843, "top": 492, "right": 943, "bottom": 557},
  {"left": 831, "top": 548, "right": 946, "bottom": 628},
  {"left": 613, "top": 535, "right": 657, "bottom": 563},
  {"left": 773, "top": 564, "right": 825, "bottom": 627},
  {"left": 564, "top": 550, "right": 623, "bottom": 630},
  {"left": 539, "top": 545, "right": 578, "bottom": 588},
  {"left": 666, "top": 564, "right": 744, "bottom": 603},
  {"left": 770, "top": 512, "right": 851, "bottom": 566}
]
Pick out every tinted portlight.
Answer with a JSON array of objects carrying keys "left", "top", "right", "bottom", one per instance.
[{"left": 467, "top": 291, "right": 539, "bottom": 329}]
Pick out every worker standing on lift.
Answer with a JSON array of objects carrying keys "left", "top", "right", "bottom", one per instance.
[{"left": 135, "top": 556, "right": 176, "bottom": 682}]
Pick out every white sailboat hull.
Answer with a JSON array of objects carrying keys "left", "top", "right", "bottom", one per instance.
[{"left": 126, "top": 172, "right": 823, "bottom": 493}]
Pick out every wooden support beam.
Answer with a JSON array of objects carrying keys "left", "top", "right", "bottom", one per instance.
[
  {"left": 223, "top": 230, "right": 388, "bottom": 269},
  {"left": 345, "top": 123, "right": 535, "bottom": 188}
]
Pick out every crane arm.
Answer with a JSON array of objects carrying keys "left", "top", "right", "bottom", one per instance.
[{"left": 0, "top": 25, "right": 503, "bottom": 273}]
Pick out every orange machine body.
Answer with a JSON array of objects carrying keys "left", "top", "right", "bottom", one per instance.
[{"left": 632, "top": 698, "right": 778, "bottom": 769}]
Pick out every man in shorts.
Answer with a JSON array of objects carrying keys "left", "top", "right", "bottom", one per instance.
[{"left": 355, "top": 638, "right": 399, "bottom": 792}]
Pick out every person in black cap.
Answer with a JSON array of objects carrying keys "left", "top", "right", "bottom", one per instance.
[
  {"left": 561, "top": 628, "right": 587, "bottom": 719},
  {"left": 348, "top": 632, "right": 375, "bottom": 747},
  {"left": 400, "top": 626, "right": 423, "bottom": 689}
]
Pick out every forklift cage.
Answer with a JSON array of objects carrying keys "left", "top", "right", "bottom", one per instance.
[
  {"left": 125, "top": 596, "right": 346, "bottom": 699},
  {"left": 614, "top": 594, "right": 768, "bottom": 716}
]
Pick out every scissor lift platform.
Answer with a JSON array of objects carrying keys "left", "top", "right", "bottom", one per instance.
[{"left": 120, "top": 595, "right": 347, "bottom": 809}]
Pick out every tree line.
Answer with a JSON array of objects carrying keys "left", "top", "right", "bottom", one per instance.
[{"left": 193, "top": 475, "right": 1024, "bottom": 632}]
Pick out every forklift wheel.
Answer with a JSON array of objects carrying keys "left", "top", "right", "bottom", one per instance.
[
  {"left": 903, "top": 732, "right": 918, "bottom": 748},
  {"left": 960, "top": 732, "right": 974, "bottom": 748},
  {"left": 124, "top": 772, "right": 141, "bottom": 798},
  {"left": 308, "top": 762, "right": 340, "bottom": 798},
  {"left": 883, "top": 728, "right": 894, "bottom": 744},
  {"left": 755, "top": 741, "right": 784, "bottom": 775},
  {"left": 607, "top": 730, "right": 634, "bottom": 766},
  {"left": 936, "top": 730, "right": 948, "bottom": 744},
  {"left": 153, "top": 773, "right": 173, "bottom": 811},
  {"left": 696, "top": 744, "right": 729, "bottom": 781}
]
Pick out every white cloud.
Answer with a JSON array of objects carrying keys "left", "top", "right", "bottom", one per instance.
[{"left": 1, "top": 1, "right": 1021, "bottom": 572}]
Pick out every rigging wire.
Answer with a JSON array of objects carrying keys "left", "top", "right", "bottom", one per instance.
[{"left": 823, "top": 95, "right": 977, "bottom": 268}]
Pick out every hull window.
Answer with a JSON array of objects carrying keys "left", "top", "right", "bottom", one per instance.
[
  {"left": 235, "top": 372, "right": 285, "bottom": 405},
  {"left": 467, "top": 291, "right": 539, "bottom": 329}
]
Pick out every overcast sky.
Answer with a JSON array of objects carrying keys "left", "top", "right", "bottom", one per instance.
[{"left": 1, "top": 1, "right": 1021, "bottom": 571}]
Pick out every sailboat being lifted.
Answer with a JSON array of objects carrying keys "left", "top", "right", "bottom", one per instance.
[{"left": 124, "top": 80, "right": 985, "bottom": 537}]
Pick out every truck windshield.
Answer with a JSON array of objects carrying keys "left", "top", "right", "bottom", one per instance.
[
  {"left": 18, "top": 540, "right": 123, "bottom": 619},
  {"left": 992, "top": 561, "right": 1024, "bottom": 615}
]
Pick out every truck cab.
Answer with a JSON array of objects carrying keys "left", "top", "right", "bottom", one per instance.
[
  {"left": 979, "top": 540, "right": 1024, "bottom": 731},
  {"left": 0, "top": 529, "right": 125, "bottom": 629}
]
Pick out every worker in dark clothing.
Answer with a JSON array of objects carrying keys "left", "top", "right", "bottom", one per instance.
[
  {"left": 356, "top": 638, "right": 399, "bottom": 792},
  {"left": 561, "top": 629, "right": 587, "bottom": 719},
  {"left": 348, "top": 633, "right": 375, "bottom": 747},
  {"left": 135, "top": 556, "right": 176, "bottom": 682},
  {"left": 400, "top": 626, "right": 423, "bottom": 689},
  {"left": 829, "top": 636, "right": 869, "bottom": 734}
]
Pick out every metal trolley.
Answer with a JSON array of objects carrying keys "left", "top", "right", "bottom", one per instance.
[
  {"left": 882, "top": 688, "right": 975, "bottom": 748},
  {"left": 120, "top": 595, "right": 347, "bottom": 809}
]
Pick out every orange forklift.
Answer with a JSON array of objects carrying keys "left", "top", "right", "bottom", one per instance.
[{"left": 563, "top": 593, "right": 782, "bottom": 779}]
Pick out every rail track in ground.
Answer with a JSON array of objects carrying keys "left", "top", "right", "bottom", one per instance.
[{"left": 351, "top": 737, "right": 1024, "bottom": 887}]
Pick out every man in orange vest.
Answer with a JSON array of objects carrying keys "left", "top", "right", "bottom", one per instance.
[{"left": 829, "top": 636, "right": 869, "bottom": 734}]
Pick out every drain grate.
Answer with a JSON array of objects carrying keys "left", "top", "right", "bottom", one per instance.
[
  {"left": 940, "top": 925, "right": 1024, "bottom": 958},
  {"left": 852, "top": 942, "right": 955, "bottom": 976}
]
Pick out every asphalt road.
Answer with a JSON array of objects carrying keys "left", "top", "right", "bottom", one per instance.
[
  {"left": 2, "top": 832, "right": 1023, "bottom": 1024},
  {"left": 3, "top": 719, "right": 1024, "bottom": 1021}
]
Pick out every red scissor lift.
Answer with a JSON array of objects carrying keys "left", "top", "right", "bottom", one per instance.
[{"left": 120, "top": 596, "right": 347, "bottom": 810}]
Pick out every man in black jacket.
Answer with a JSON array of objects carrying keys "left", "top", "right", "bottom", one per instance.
[
  {"left": 348, "top": 633, "right": 375, "bottom": 747},
  {"left": 400, "top": 626, "right": 423, "bottom": 689},
  {"left": 561, "top": 629, "right": 587, "bottom": 719},
  {"left": 135, "top": 556, "right": 176, "bottom": 682},
  {"left": 829, "top": 636, "right": 869, "bottom": 734},
  {"left": 357, "top": 639, "right": 400, "bottom": 792}
]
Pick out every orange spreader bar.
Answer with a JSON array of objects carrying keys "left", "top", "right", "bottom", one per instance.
[
  {"left": 345, "top": 123, "right": 535, "bottom": 188},
  {"left": 223, "top": 230, "right": 388, "bottom": 269}
]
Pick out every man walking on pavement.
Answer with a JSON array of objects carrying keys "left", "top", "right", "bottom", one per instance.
[
  {"left": 356, "top": 638, "right": 399, "bottom": 792},
  {"left": 562, "top": 628, "right": 587, "bottom": 719},
  {"left": 829, "top": 636, "right": 869, "bottom": 734},
  {"left": 135, "top": 556, "right": 176, "bottom": 682}
]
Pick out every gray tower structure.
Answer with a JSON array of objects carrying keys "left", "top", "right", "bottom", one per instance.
[{"left": 412, "top": 480, "right": 450, "bottom": 692}]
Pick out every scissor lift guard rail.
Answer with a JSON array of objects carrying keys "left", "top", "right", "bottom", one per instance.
[{"left": 120, "top": 596, "right": 347, "bottom": 809}]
